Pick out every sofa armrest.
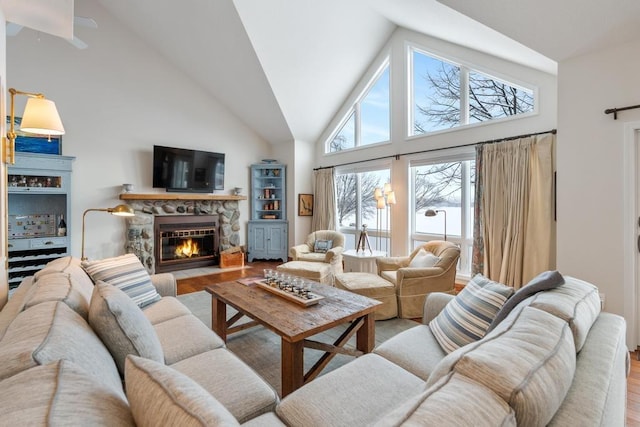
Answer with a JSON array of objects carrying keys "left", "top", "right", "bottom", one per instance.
[
  {"left": 376, "top": 256, "right": 410, "bottom": 274},
  {"left": 150, "top": 273, "right": 177, "bottom": 297},
  {"left": 422, "top": 292, "right": 455, "bottom": 324},
  {"left": 289, "top": 244, "right": 311, "bottom": 260}
]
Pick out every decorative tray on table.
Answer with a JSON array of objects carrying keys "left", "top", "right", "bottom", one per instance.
[{"left": 254, "top": 279, "right": 324, "bottom": 307}]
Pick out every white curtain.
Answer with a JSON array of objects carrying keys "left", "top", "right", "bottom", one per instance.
[
  {"left": 311, "top": 168, "right": 336, "bottom": 231},
  {"left": 480, "top": 134, "right": 555, "bottom": 288}
]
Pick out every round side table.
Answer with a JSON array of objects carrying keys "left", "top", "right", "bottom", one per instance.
[{"left": 342, "top": 249, "right": 387, "bottom": 274}]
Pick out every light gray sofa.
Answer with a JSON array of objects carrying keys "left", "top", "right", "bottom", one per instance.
[
  {"left": 276, "top": 276, "right": 629, "bottom": 426},
  {"left": 0, "top": 256, "right": 628, "bottom": 426},
  {"left": 0, "top": 256, "right": 284, "bottom": 426}
]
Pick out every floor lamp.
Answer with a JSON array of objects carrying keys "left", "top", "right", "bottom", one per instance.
[
  {"left": 376, "top": 196, "right": 385, "bottom": 251},
  {"left": 81, "top": 204, "right": 135, "bottom": 260},
  {"left": 425, "top": 209, "right": 447, "bottom": 241},
  {"left": 385, "top": 190, "right": 396, "bottom": 255}
]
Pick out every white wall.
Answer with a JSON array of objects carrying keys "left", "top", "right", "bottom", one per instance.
[
  {"left": 557, "top": 38, "right": 640, "bottom": 347},
  {"left": 315, "top": 27, "right": 558, "bottom": 257},
  {"left": 6, "top": 0, "right": 273, "bottom": 260}
]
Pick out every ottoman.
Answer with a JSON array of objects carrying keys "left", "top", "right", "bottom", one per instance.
[
  {"left": 335, "top": 272, "right": 398, "bottom": 320},
  {"left": 277, "top": 261, "right": 333, "bottom": 285}
]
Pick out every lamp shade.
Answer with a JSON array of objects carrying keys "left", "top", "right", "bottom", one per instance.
[
  {"left": 374, "top": 188, "right": 382, "bottom": 199},
  {"left": 425, "top": 209, "right": 437, "bottom": 217},
  {"left": 20, "top": 97, "right": 65, "bottom": 135},
  {"left": 387, "top": 191, "right": 396, "bottom": 205},
  {"left": 376, "top": 197, "right": 386, "bottom": 209},
  {"left": 109, "top": 204, "right": 135, "bottom": 217},
  {"left": 383, "top": 183, "right": 392, "bottom": 195}
]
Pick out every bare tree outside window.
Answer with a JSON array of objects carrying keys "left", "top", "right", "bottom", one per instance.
[
  {"left": 336, "top": 172, "right": 388, "bottom": 228},
  {"left": 413, "top": 52, "right": 534, "bottom": 134}
]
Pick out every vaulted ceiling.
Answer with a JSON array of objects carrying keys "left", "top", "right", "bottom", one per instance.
[{"left": 13, "top": 0, "right": 640, "bottom": 145}]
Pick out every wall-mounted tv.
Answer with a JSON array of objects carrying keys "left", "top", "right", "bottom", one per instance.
[{"left": 153, "top": 145, "right": 225, "bottom": 193}]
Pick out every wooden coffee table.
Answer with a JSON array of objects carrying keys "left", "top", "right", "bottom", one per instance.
[{"left": 205, "top": 278, "right": 381, "bottom": 397}]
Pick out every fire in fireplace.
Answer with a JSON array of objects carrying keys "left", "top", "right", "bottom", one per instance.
[{"left": 154, "top": 215, "right": 219, "bottom": 273}]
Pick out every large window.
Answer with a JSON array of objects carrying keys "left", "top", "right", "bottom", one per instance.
[
  {"left": 336, "top": 166, "right": 391, "bottom": 251},
  {"left": 411, "top": 48, "right": 534, "bottom": 136},
  {"left": 328, "top": 61, "right": 390, "bottom": 153},
  {"left": 411, "top": 153, "right": 475, "bottom": 276}
]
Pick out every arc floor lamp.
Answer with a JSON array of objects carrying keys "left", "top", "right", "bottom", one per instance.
[
  {"left": 81, "top": 204, "right": 135, "bottom": 261},
  {"left": 4, "top": 88, "right": 65, "bottom": 164},
  {"left": 425, "top": 209, "right": 447, "bottom": 241}
]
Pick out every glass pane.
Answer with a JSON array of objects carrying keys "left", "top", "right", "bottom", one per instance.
[
  {"left": 329, "top": 112, "right": 355, "bottom": 152},
  {"left": 361, "top": 66, "right": 390, "bottom": 146},
  {"left": 363, "top": 170, "right": 390, "bottom": 232},
  {"left": 336, "top": 173, "right": 358, "bottom": 229},
  {"left": 412, "top": 50, "right": 460, "bottom": 135},
  {"left": 468, "top": 71, "right": 534, "bottom": 123},
  {"left": 414, "top": 162, "right": 462, "bottom": 237}
]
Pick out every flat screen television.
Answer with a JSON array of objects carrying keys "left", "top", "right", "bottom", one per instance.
[{"left": 153, "top": 145, "right": 225, "bottom": 193}]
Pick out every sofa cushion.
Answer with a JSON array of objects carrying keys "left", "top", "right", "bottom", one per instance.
[
  {"left": 373, "top": 372, "right": 516, "bottom": 427},
  {"left": 487, "top": 270, "right": 565, "bottom": 333},
  {"left": 89, "top": 281, "right": 164, "bottom": 376},
  {"left": 125, "top": 355, "right": 240, "bottom": 427},
  {"left": 154, "top": 315, "right": 225, "bottom": 365},
  {"left": 171, "top": 349, "right": 279, "bottom": 423},
  {"left": 373, "top": 324, "right": 446, "bottom": 380},
  {"left": 143, "top": 296, "right": 192, "bottom": 325},
  {"left": 521, "top": 276, "right": 601, "bottom": 352},
  {"left": 409, "top": 248, "right": 440, "bottom": 268},
  {"left": 0, "top": 360, "right": 134, "bottom": 426},
  {"left": 82, "top": 253, "right": 161, "bottom": 308},
  {"left": 429, "top": 274, "right": 513, "bottom": 353},
  {"left": 0, "top": 301, "right": 124, "bottom": 397},
  {"left": 276, "top": 354, "right": 424, "bottom": 427},
  {"left": 427, "top": 306, "right": 576, "bottom": 426},
  {"left": 0, "top": 276, "right": 35, "bottom": 341},
  {"left": 23, "top": 272, "right": 90, "bottom": 319}
]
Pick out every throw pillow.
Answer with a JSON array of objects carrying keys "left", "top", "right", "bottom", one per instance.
[
  {"left": 82, "top": 253, "right": 161, "bottom": 308},
  {"left": 313, "top": 239, "right": 333, "bottom": 253},
  {"left": 429, "top": 274, "right": 514, "bottom": 354},
  {"left": 89, "top": 281, "right": 164, "bottom": 376},
  {"left": 125, "top": 355, "right": 240, "bottom": 427},
  {"left": 409, "top": 248, "right": 440, "bottom": 268},
  {"left": 486, "top": 270, "right": 565, "bottom": 333}
]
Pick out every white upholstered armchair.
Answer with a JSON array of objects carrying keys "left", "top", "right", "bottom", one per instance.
[{"left": 289, "top": 230, "right": 345, "bottom": 274}]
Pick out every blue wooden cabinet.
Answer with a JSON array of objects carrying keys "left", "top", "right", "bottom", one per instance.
[
  {"left": 247, "top": 163, "right": 288, "bottom": 261},
  {"left": 7, "top": 153, "right": 75, "bottom": 289}
]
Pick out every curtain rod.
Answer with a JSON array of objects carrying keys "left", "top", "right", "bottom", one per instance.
[
  {"left": 313, "top": 129, "right": 557, "bottom": 171},
  {"left": 604, "top": 104, "right": 640, "bottom": 120}
]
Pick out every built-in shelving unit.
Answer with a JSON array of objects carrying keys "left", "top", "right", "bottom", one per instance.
[
  {"left": 7, "top": 153, "right": 75, "bottom": 288},
  {"left": 248, "top": 163, "right": 288, "bottom": 262}
]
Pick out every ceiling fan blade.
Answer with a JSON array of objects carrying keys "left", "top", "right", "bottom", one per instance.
[
  {"left": 74, "top": 16, "right": 98, "bottom": 29},
  {"left": 68, "top": 36, "right": 88, "bottom": 50},
  {"left": 6, "top": 22, "right": 23, "bottom": 36}
]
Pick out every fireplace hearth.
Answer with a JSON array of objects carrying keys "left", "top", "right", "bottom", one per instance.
[{"left": 154, "top": 215, "right": 219, "bottom": 273}]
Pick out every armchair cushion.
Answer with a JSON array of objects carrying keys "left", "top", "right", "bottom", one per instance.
[
  {"left": 429, "top": 274, "right": 514, "bottom": 353},
  {"left": 409, "top": 249, "right": 440, "bottom": 268}
]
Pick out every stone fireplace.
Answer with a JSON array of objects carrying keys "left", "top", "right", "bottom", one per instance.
[{"left": 120, "top": 194, "right": 246, "bottom": 274}]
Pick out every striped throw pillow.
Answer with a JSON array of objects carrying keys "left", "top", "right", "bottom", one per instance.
[
  {"left": 429, "top": 274, "right": 514, "bottom": 354},
  {"left": 82, "top": 254, "right": 161, "bottom": 308}
]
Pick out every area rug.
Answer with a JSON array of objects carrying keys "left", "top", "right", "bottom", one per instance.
[{"left": 177, "top": 290, "right": 418, "bottom": 395}]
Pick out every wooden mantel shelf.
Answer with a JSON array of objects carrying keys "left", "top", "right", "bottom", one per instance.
[{"left": 119, "top": 193, "right": 247, "bottom": 201}]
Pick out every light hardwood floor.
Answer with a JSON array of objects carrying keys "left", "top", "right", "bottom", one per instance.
[{"left": 176, "top": 260, "right": 640, "bottom": 425}]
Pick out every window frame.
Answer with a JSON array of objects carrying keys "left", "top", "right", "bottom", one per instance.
[
  {"left": 408, "top": 44, "right": 537, "bottom": 139},
  {"left": 325, "top": 58, "right": 391, "bottom": 154},
  {"left": 408, "top": 146, "right": 476, "bottom": 278}
]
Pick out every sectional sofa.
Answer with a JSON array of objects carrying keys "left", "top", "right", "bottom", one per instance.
[{"left": 0, "top": 255, "right": 628, "bottom": 426}]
